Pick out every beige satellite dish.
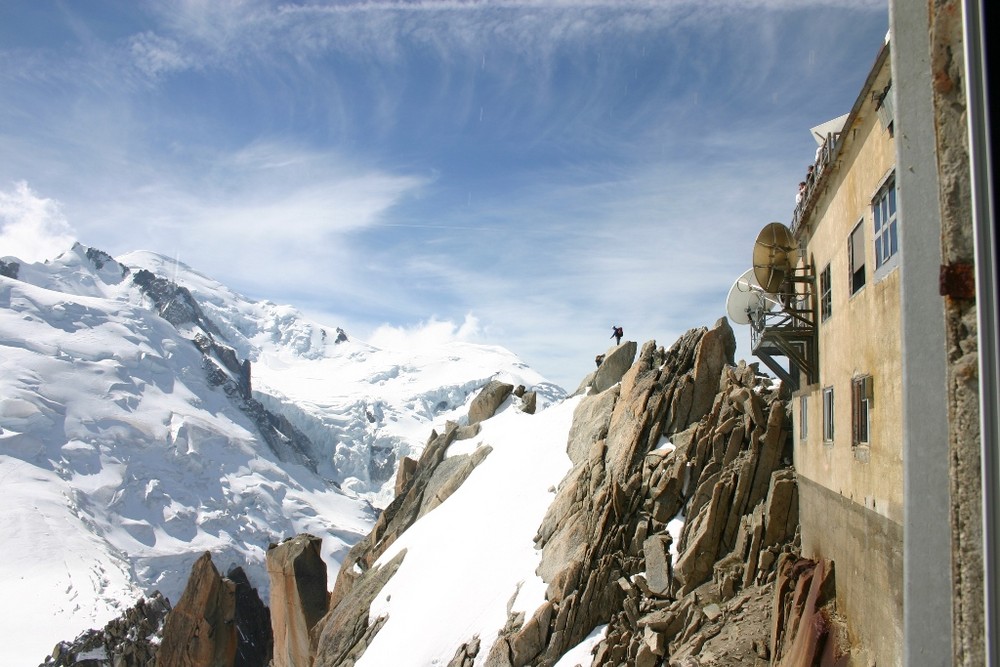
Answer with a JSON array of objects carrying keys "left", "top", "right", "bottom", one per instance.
[
  {"left": 726, "top": 268, "right": 779, "bottom": 327},
  {"left": 752, "top": 222, "right": 799, "bottom": 295}
]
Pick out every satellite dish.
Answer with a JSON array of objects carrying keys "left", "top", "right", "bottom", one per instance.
[
  {"left": 726, "top": 269, "right": 779, "bottom": 326},
  {"left": 752, "top": 222, "right": 799, "bottom": 294}
]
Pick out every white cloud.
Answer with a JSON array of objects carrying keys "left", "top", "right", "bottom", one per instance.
[
  {"left": 0, "top": 182, "right": 77, "bottom": 262},
  {"left": 368, "top": 314, "right": 484, "bottom": 352},
  {"left": 38, "top": 139, "right": 429, "bottom": 300}
]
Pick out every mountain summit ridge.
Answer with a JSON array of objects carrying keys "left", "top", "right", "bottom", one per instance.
[{"left": 0, "top": 242, "right": 561, "bottom": 665}]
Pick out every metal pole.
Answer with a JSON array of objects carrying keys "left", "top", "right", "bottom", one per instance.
[{"left": 963, "top": 0, "right": 999, "bottom": 661}]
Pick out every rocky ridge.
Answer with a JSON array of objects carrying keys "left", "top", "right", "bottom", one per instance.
[
  {"left": 311, "top": 383, "right": 531, "bottom": 665},
  {"left": 304, "top": 318, "right": 848, "bottom": 666},
  {"left": 153, "top": 552, "right": 272, "bottom": 667},
  {"left": 291, "top": 318, "right": 832, "bottom": 666},
  {"left": 42, "top": 593, "right": 171, "bottom": 667},
  {"left": 478, "top": 320, "right": 803, "bottom": 666},
  {"left": 133, "top": 265, "right": 320, "bottom": 473},
  {"left": 39, "top": 319, "right": 852, "bottom": 666}
]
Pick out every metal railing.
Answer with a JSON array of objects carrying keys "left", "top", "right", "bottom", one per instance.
[{"left": 790, "top": 132, "right": 840, "bottom": 236}]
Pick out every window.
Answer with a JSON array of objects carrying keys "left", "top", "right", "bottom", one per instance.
[
  {"left": 820, "top": 264, "right": 832, "bottom": 321},
  {"left": 852, "top": 375, "right": 872, "bottom": 447},
  {"left": 874, "top": 178, "right": 898, "bottom": 269},
  {"left": 822, "top": 386, "right": 835, "bottom": 442},
  {"left": 799, "top": 395, "right": 808, "bottom": 440},
  {"left": 849, "top": 220, "right": 866, "bottom": 294}
]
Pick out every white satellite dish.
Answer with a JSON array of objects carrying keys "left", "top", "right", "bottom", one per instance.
[
  {"left": 810, "top": 113, "right": 849, "bottom": 145},
  {"left": 726, "top": 268, "right": 779, "bottom": 327}
]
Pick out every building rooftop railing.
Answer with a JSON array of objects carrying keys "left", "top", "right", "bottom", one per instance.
[{"left": 790, "top": 131, "right": 840, "bottom": 237}]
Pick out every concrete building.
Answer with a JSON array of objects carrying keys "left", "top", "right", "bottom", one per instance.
[
  {"left": 746, "top": 2, "right": 995, "bottom": 663},
  {"left": 784, "top": 40, "right": 901, "bottom": 667}
]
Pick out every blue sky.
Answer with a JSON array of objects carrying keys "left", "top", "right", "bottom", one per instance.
[{"left": 0, "top": 0, "right": 888, "bottom": 389}]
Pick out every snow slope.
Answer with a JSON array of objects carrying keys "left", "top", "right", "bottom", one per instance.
[
  {"left": 0, "top": 244, "right": 562, "bottom": 665},
  {"left": 357, "top": 395, "right": 581, "bottom": 667}
]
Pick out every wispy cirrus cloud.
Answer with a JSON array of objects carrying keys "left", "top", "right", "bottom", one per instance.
[
  {"left": 129, "top": 31, "right": 197, "bottom": 77},
  {"left": 1, "top": 0, "right": 889, "bottom": 387}
]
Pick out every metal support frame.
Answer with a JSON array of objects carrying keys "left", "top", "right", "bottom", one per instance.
[{"left": 751, "top": 265, "right": 818, "bottom": 391}]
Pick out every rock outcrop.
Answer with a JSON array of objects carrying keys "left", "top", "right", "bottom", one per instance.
[
  {"left": 84, "top": 246, "right": 130, "bottom": 279},
  {"left": 591, "top": 341, "right": 638, "bottom": 394},
  {"left": 521, "top": 390, "right": 538, "bottom": 415},
  {"left": 0, "top": 258, "right": 19, "bottom": 279},
  {"left": 394, "top": 455, "right": 419, "bottom": 497},
  {"left": 481, "top": 317, "right": 800, "bottom": 666},
  {"left": 228, "top": 567, "right": 273, "bottom": 667},
  {"left": 42, "top": 592, "right": 171, "bottom": 667},
  {"left": 135, "top": 265, "right": 320, "bottom": 473},
  {"left": 514, "top": 384, "right": 539, "bottom": 415},
  {"left": 267, "top": 535, "right": 329, "bottom": 667},
  {"left": 132, "top": 269, "right": 223, "bottom": 337},
  {"left": 309, "top": 375, "right": 529, "bottom": 666},
  {"left": 312, "top": 550, "right": 406, "bottom": 667},
  {"left": 155, "top": 552, "right": 271, "bottom": 667},
  {"left": 469, "top": 380, "right": 515, "bottom": 425},
  {"left": 40, "top": 559, "right": 270, "bottom": 667},
  {"left": 155, "top": 553, "right": 237, "bottom": 667}
]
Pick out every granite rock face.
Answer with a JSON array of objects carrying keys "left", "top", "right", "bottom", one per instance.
[
  {"left": 267, "top": 535, "right": 329, "bottom": 667},
  {"left": 41, "top": 558, "right": 270, "bottom": 667},
  {"left": 591, "top": 341, "right": 639, "bottom": 394},
  {"left": 468, "top": 380, "right": 515, "bottom": 425},
  {"left": 228, "top": 566, "right": 273, "bottom": 667},
  {"left": 155, "top": 552, "right": 238, "bottom": 667},
  {"left": 484, "top": 318, "right": 801, "bottom": 666}
]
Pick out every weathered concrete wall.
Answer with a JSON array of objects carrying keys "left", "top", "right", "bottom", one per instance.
[
  {"left": 929, "top": 1, "right": 985, "bottom": 664},
  {"left": 797, "top": 474, "right": 903, "bottom": 667}
]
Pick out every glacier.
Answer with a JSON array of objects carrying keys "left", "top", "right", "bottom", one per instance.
[{"left": 0, "top": 243, "right": 562, "bottom": 665}]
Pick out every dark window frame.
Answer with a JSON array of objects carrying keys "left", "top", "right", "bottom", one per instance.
[
  {"left": 822, "top": 385, "right": 835, "bottom": 443},
  {"left": 820, "top": 264, "right": 833, "bottom": 322},
  {"left": 849, "top": 219, "right": 866, "bottom": 294},
  {"left": 799, "top": 395, "right": 808, "bottom": 440},
  {"left": 852, "top": 375, "right": 872, "bottom": 447}
]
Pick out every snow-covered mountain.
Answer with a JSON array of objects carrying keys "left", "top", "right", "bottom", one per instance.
[{"left": 0, "top": 243, "right": 563, "bottom": 665}]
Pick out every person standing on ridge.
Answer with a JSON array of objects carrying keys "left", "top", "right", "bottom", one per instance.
[{"left": 611, "top": 325, "right": 623, "bottom": 345}]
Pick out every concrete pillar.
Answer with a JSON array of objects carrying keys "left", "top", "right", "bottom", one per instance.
[{"left": 890, "top": 2, "right": 954, "bottom": 664}]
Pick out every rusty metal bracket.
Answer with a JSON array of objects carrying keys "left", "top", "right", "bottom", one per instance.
[{"left": 939, "top": 262, "right": 976, "bottom": 299}]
